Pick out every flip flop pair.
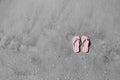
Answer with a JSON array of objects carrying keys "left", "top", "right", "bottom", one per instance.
[{"left": 72, "top": 35, "right": 90, "bottom": 53}]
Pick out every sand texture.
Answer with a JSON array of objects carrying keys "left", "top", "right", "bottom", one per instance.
[{"left": 0, "top": 0, "right": 120, "bottom": 80}]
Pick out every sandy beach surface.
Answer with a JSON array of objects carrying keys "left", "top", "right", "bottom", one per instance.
[{"left": 0, "top": 0, "right": 120, "bottom": 80}]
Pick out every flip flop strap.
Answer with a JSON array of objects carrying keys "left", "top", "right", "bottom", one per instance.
[
  {"left": 73, "top": 39, "right": 80, "bottom": 46},
  {"left": 82, "top": 39, "right": 89, "bottom": 46}
]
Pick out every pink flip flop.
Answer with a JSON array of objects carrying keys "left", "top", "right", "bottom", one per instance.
[
  {"left": 81, "top": 35, "right": 90, "bottom": 53},
  {"left": 72, "top": 36, "right": 80, "bottom": 53}
]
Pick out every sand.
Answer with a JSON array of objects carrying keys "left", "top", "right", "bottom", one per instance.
[{"left": 0, "top": 0, "right": 120, "bottom": 80}]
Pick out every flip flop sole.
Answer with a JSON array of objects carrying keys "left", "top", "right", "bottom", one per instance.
[
  {"left": 72, "top": 36, "right": 80, "bottom": 53},
  {"left": 81, "top": 35, "right": 89, "bottom": 53}
]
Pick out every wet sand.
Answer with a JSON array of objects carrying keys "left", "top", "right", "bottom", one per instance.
[{"left": 0, "top": 0, "right": 120, "bottom": 80}]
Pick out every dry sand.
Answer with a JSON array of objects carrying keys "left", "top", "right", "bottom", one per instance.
[{"left": 0, "top": 0, "right": 120, "bottom": 80}]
